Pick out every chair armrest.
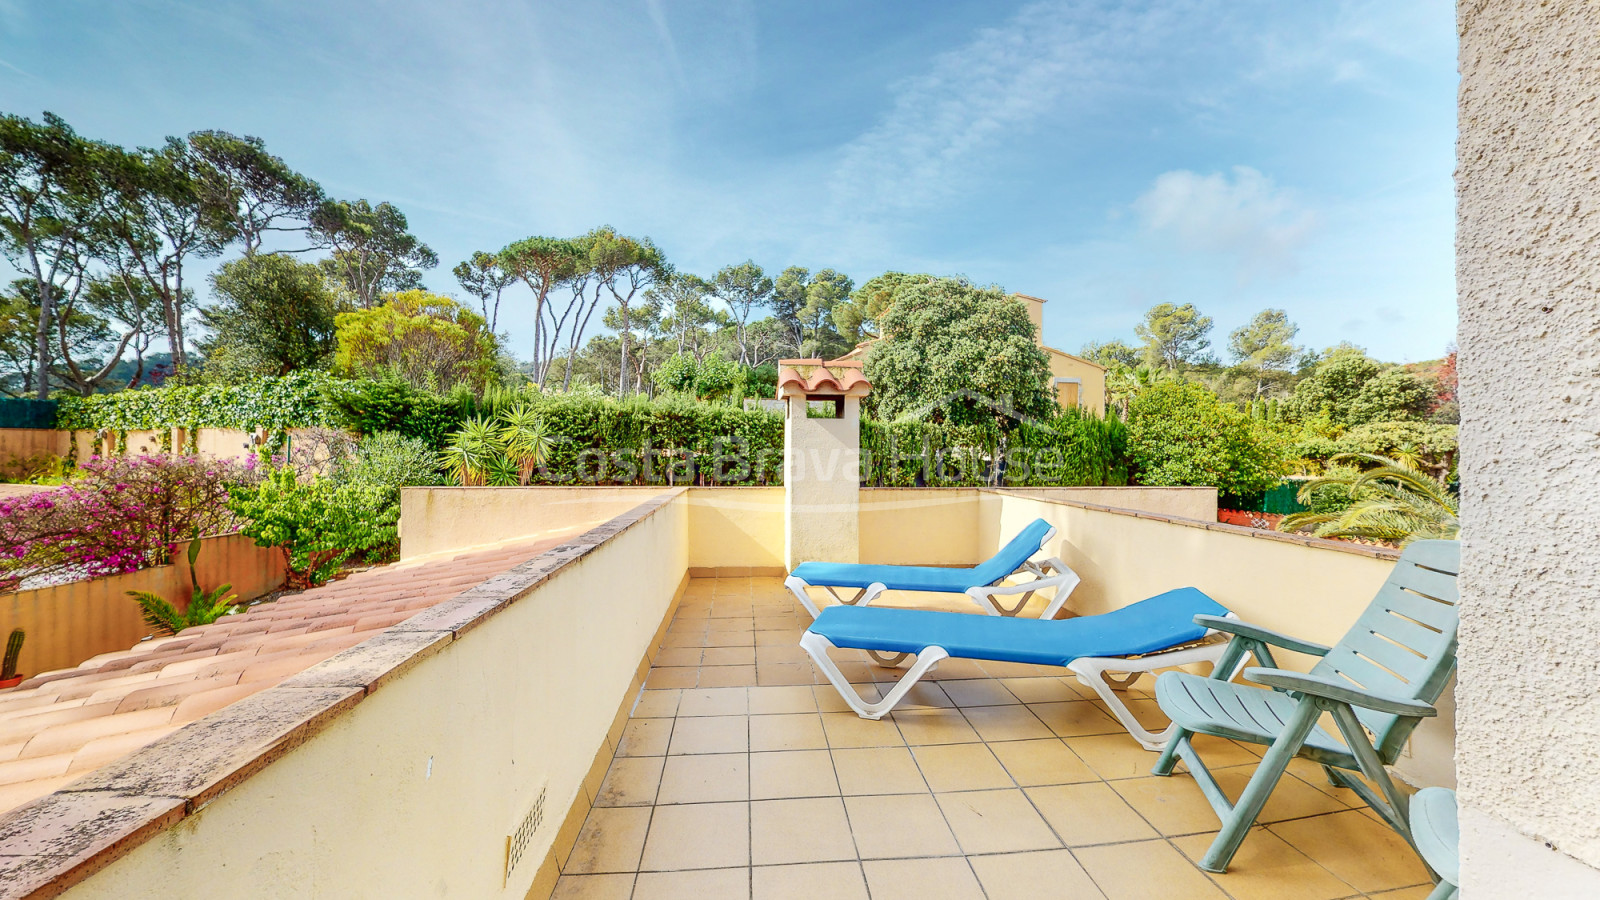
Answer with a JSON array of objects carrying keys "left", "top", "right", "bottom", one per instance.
[
  {"left": 1194, "top": 615, "right": 1333, "bottom": 657},
  {"left": 1243, "top": 667, "right": 1438, "bottom": 718}
]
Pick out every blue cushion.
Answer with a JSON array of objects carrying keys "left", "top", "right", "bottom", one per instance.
[
  {"left": 790, "top": 518, "right": 1055, "bottom": 593},
  {"left": 808, "top": 587, "right": 1228, "bottom": 666}
]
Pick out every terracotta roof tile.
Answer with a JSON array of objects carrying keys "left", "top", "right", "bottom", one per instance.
[
  {"left": 774, "top": 358, "right": 871, "bottom": 398},
  {"left": 0, "top": 527, "right": 584, "bottom": 816}
]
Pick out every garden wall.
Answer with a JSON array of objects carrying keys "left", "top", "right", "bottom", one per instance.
[
  {"left": 0, "top": 429, "right": 69, "bottom": 465},
  {"left": 983, "top": 489, "right": 1453, "bottom": 789},
  {"left": 39, "top": 492, "right": 689, "bottom": 900},
  {"left": 0, "top": 534, "right": 285, "bottom": 679},
  {"left": 398, "top": 486, "right": 674, "bottom": 560}
]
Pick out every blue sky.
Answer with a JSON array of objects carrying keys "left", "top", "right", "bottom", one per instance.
[{"left": 0, "top": 0, "right": 1458, "bottom": 363}]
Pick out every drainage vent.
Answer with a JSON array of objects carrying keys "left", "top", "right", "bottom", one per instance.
[{"left": 504, "top": 783, "right": 547, "bottom": 885}]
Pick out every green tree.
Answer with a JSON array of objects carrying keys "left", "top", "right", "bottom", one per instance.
[
  {"left": 451, "top": 250, "right": 516, "bottom": 334},
  {"left": 585, "top": 226, "right": 667, "bottom": 396},
  {"left": 712, "top": 260, "right": 773, "bottom": 366},
  {"left": 770, "top": 266, "right": 810, "bottom": 348},
  {"left": 649, "top": 271, "right": 719, "bottom": 359},
  {"left": 867, "top": 279, "right": 1053, "bottom": 426},
  {"left": 200, "top": 253, "right": 337, "bottom": 377},
  {"left": 103, "top": 136, "right": 237, "bottom": 372},
  {"left": 1079, "top": 339, "right": 1141, "bottom": 370},
  {"left": 186, "top": 130, "right": 324, "bottom": 256},
  {"left": 0, "top": 112, "right": 118, "bottom": 397},
  {"left": 1348, "top": 369, "right": 1433, "bottom": 425},
  {"left": 496, "top": 235, "right": 586, "bottom": 385},
  {"left": 1135, "top": 302, "right": 1213, "bottom": 370},
  {"left": 1228, "top": 308, "right": 1301, "bottom": 398},
  {"left": 333, "top": 289, "right": 499, "bottom": 391},
  {"left": 309, "top": 199, "right": 437, "bottom": 309},
  {"left": 1126, "top": 381, "right": 1284, "bottom": 495},
  {"left": 799, "top": 269, "right": 853, "bottom": 359},
  {"left": 836, "top": 272, "right": 938, "bottom": 345},
  {"left": 228, "top": 466, "right": 398, "bottom": 589},
  {"left": 1287, "top": 352, "right": 1431, "bottom": 426}
]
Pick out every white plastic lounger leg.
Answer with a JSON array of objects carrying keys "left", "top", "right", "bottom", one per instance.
[
  {"left": 800, "top": 631, "right": 949, "bottom": 720},
  {"left": 786, "top": 575, "right": 886, "bottom": 619},
  {"left": 1068, "top": 640, "right": 1233, "bottom": 751},
  {"left": 966, "top": 558, "right": 1082, "bottom": 618}
]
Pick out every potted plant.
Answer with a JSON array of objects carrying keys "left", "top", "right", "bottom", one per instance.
[{"left": 0, "top": 628, "right": 24, "bottom": 688}]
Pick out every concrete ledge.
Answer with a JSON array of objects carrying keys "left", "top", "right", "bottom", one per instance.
[{"left": 0, "top": 489, "right": 687, "bottom": 900}]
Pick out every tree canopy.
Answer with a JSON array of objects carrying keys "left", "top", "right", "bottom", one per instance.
[
  {"left": 866, "top": 278, "right": 1052, "bottom": 426},
  {"left": 1135, "top": 302, "right": 1213, "bottom": 370},
  {"left": 200, "top": 253, "right": 336, "bottom": 378}
]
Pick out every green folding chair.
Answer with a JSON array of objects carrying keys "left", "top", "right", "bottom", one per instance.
[{"left": 1151, "top": 539, "right": 1460, "bottom": 873}]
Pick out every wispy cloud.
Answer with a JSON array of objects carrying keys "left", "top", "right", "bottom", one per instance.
[{"left": 1133, "top": 166, "right": 1316, "bottom": 280}]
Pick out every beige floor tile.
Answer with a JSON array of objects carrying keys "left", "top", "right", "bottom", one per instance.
[
  {"left": 831, "top": 747, "right": 928, "bottom": 796},
  {"left": 1000, "top": 676, "right": 1091, "bottom": 703},
  {"left": 821, "top": 712, "right": 904, "bottom": 748},
  {"left": 657, "top": 753, "right": 749, "bottom": 804},
  {"left": 1172, "top": 828, "right": 1358, "bottom": 900},
  {"left": 814, "top": 683, "right": 881, "bottom": 714},
  {"left": 679, "top": 687, "right": 750, "bottom": 717},
  {"left": 705, "top": 631, "right": 756, "bottom": 648},
  {"left": 935, "top": 788, "right": 1061, "bottom": 854},
  {"left": 748, "top": 685, "right": 818, "bottom": 715},
  {"left": 860, "top": 857, "right": 984, "bottom": 900},
  {"left": 1110, "top": 776, "right": 1229, "bottom": 836},
  {"left": 618, "top": 718, "right": 675, "bottom": 757},
  {"left": 909, "top": 743, "right": 1014, "bottom": 792},
  {"left": 750, "top": 713, "right": 828, "bottom": 752},
  {"left": 961, "top": 704, "right": 1056, "bottom": 742},
  {"left": 1267, "top": 809, "right": 1432, "bottom": 893},
  {"left": 1026, "top": 782, "right": 1158, "bottom": 846},
  {"left": 662, "top": 633, "right": 709, "bottom": 650},
  {"left": 1285, "top": 758, "right": 1361, "bottom": 806},
  {"left": 1029, "top": 701, "right": 1123, "bottom": 738},
  {"left": 923, "top": 658, "right": 991, "bottom": 681},
  {"left": 632, "top": 868, "right": 750, "bottom": 900},
  {"left": 653, "top": 648, "right": 703, "bottom": 668},
  {"left": 978, "top": 660, "right": 1064, "bottom": 678},
  {"left": 752, "top": 862, "right": 868, "bottom": 900},
  {"left": 939, "top": 679, "right": 1020, "bottom": 707},
  {"left": 595, "top": 755, "right": 665, "bottom": 807},
  {"left": 704, "top": 646, "right": 758, "bottom": 667},
  {"left": 968, "top": 849, "right": 1107, "bottom": 899},
  {"left": 757, "top": 645, "right": 810, "bottom": 666},
  {"left": 708, "top": 619, "right": 755, "bottom": 634},
  {"left": 669, "top": 716, "right": 749, "bottom": 755},
  {"left": 699, "top": 666, "right": 759, "bottom": 688},
  {"left": 1211, "top": 764, "right": 1351, "bottom": 823},
  {"left": 640, "top": 802, "right": 750, "bottom": 871},
  {"left": 843, "top": 793, "right": 961, "bottom": 859},
  {"left": 758, "top": 663, "right": 816, "bottom": 686},
  {"left": 1185, "top": 734, "right": 1263, "bottom": 766},
  {"left": 755, "top": 629, "right": 804, "bottom": 646},
  {"left": 551, "top": 873, "right": 636, "bottom": 900},
  {"left": 1075, "top": 839, "right": 1229, "bottom": 900},
  {"left": 751, "top": 797, "right": 857, "bottom": 865},
  {"left": 988, "top": 738, "right": 1098, "bottom": 787},
  {"left": 893, "top": 681, "right": 954, "bottom": 708},
  {"left": 633, "top": 690, "right": 682, "bottom": 718},
  {"left": 565, "top": 806, "right": 653, "bottom": 874},
  {"left": 750, "top": 749, "right": 839, "bottom": 800},
  {"left": 1105, "top": 695, "right": 1172, "bottom": 733},
  {"left": 646, "top": 667, "right": 701, "bottom": 690},
  {"left": 1064, "top": 734, "right": 1161, "bottom": 780},
  {"left": 889, "top": 708, "right": 980, "bottom": 745},
  {"left": 1366, "top": 887, "right": 1438, "bottom": 899}
]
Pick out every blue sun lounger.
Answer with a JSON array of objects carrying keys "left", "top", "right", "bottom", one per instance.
[
  {"left": 800, "top": 586, "right": 1239, "bottom": 750},
  {"left": 785, "top": 518, "right": 1080, "bottom": 620}
]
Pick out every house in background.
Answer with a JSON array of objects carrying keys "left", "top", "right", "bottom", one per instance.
[
  {"left": 1013, "top": 293, "right": 1107, "bottom": 415},
  {"left": 841, "top": 291, "right": 1107, "bottom": 415}
]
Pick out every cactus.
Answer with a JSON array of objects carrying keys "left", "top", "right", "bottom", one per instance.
[{"left": 2, "top": 628, "right": 23, "bottom": 680}]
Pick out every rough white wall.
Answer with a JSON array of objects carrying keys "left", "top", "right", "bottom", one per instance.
[{"left": 1457, "top": 0, "right": 1600, "bottom": 889}]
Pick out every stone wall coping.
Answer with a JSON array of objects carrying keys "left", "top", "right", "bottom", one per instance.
[{"left": 0, "top": 489, "right": 688, "bottom": 900}]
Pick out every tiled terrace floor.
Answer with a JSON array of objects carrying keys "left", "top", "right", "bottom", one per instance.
[{"left": 555, "top": 577, "right": 1436, "bottom": 900}]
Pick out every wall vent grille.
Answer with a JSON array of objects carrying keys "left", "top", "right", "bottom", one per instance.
[{"left": 504, "top": 783, "right": 547, "bottom": 884}]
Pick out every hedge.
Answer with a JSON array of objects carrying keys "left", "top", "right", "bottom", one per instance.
[
  {"left": 56, "top": 371, "right": 335, "bottom": 432},
  {"left": 861, "top": 410, "right": 1129, "bottom": 487}
]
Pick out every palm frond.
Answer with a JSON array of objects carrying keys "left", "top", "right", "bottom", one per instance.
[{"left": 1280, "top": 453, "right": 1457, "bottom": 545}]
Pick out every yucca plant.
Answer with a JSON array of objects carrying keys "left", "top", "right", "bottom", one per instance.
[
  {"left": 1278, "top": 453, "right": 1458, "bottom": 545},
  {"left": 439, "top": 416, "right": 503, "bottom": 486},
  {"left": 127, "top": 534, "right": 239, "bottom": 635},
  {"left": 499, "top": 403, "right": 554, "bottom": 485}
]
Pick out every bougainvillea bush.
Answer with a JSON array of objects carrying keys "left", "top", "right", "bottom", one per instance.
[{"left": 0, "top": 455, "right": 258, "bottom": 592}]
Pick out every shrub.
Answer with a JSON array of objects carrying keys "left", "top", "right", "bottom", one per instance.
[
  {"left": 334, "top": 431, "right": 443, "bottom": 503},
  {"left": 860, "top": 409, "right": 1130, "bottom": 488},
  {"left": 55, "top": 371, "right": 334, "bottom": 432},
  {"left": 227, "top": 467, "right": 398, "bottom": 589},
  {"left": 323, "top": 377, "right": 478, "bottom": 449},
  {"left": 127, "top": 534, "right": 239, "bottom": 635},
  {"left": 333, "top": 290, "right": 499, "bottom": 392},
  {"left": 1126, "top": 382, "right": 1285, "bottom": 495},
  {"left": 0, "top": 455, "right": 257, "bottom": 591}
]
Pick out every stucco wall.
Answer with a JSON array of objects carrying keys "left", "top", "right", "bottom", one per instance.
[
  {"left": 399, "top": 487, "right": 671, "bottom": 559},
  {"left": 1457, "top": 0, "right": 1600, "bottom": 890},
  {"left": 783, "top": 396, "right": 861, "bottom": 569},
  {"left": 686, "top": 487, "right": 785, "bottom": 570},
  {"left": 0, "top": 428, "right": 68, "bottom": 465},
  {"left": 54, "top": 495, "right": 690, "bottom": 900}
]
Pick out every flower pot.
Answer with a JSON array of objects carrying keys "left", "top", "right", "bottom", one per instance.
[{"left": 0, "top": 675, "right": 24, "bottom": 690}]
